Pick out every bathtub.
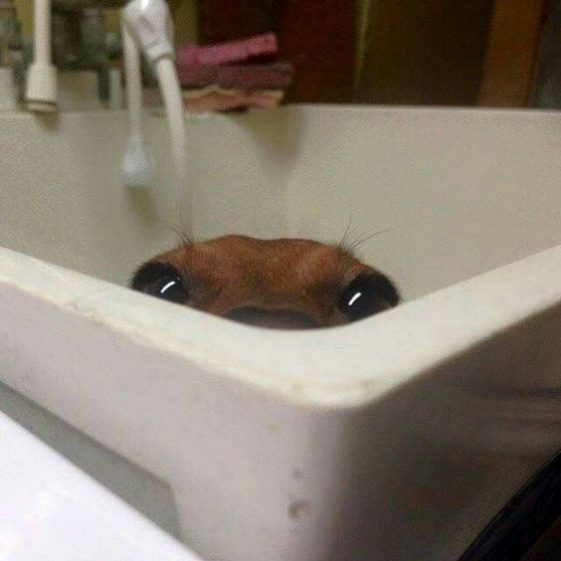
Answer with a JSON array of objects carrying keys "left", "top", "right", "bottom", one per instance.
[{"left": 2, "top": 105, "right": 561, "bottom": 561}]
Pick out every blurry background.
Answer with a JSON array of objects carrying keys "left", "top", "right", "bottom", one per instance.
[{"left": 10, "top": 0, "right": 561, "bottom": 108}]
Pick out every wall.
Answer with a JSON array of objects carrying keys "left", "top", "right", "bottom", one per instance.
[
  {"left": 0, "top": 109, "right": 287, "bottom": 286},
  {"left": 286, "top": 105, "right": 561, "bottom": 298},
  {"left": 4, "top": 106, "right": 561, "bottom": 301}
]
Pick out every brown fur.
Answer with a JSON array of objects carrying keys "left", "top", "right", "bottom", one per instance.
[{"left": 132, "top": 235, "right": 398, "bottom": 328}]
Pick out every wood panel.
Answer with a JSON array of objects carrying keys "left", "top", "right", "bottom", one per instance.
[
  {"left": 276, "top": 0, "right": 356, "bottom": 103},
  {"left": 357, "top": 0, "right": 495, "bottom": 106},
  {"left": 197, "top": 0, "right": 268, "bottom": 44},
  {"left": 479, "top": 0, "right": 546, "bottom": 107},
  {"left": 169, "top": 0, "right": 198, "bottom": 46}
]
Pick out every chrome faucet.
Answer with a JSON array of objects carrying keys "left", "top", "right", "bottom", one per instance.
[
  {"left": 51, "top": 7, "right": 110, "bottom": 100},
  {"left": 0, "top": 0, "right": 25, "bottom": 102}
]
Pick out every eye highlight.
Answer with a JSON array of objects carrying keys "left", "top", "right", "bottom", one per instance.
[
  {"left": 131, "top": 262, "right": 189, "bottom": 304},
  {"left": 150, "top": 276, "right": 188, "bottom": 302},
  {"left": 338, "top": 273, "right": 399, "bottom": 321}
]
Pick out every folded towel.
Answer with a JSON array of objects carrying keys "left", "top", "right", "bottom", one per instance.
[
  {"left": 184, "top": 86, "right": 284, "bottom": 113},
  {"left": 177, "top": 62, "right": 294, "bottom": 90},
  {"left": 178, "top": 34, "right": 278, "bottom": 68}
]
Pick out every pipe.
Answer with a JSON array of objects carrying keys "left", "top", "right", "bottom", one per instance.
[
  {"left": 26, "top": 0, "right": 57, "bottom": 112},
  {"left": 121, "top": 18, "right": 153, "bottom": 188},
  {"left": 155, "top": 56, "right": 189, "bottom": 227},
  {"left": 123, "top": 0, "right": 189, "bottom": 230},
  {"left": 122, "top": 21, "right": 141, "bottom": 137}
]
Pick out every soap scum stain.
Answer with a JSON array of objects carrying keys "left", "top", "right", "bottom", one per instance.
[{"left": 288, "top": 499, "right": 311, "bottom": 521}]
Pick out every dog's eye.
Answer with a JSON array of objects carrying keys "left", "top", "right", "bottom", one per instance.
[
  {"left": 338, "top": 273, "right": 399, "bottom": 321},
  {"left": 148, "top": 275, "right": 188, "bottom": 302},
  {"left": 131, "top": 262, "right": 189, "bottom": 303}
]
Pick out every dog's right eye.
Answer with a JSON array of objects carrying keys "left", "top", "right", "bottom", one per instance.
[
  {"left": 338, "top": 272, "right": 399, "bottom": 322},
  {"left": 130, "top": 262, "right": 189, "bottom": 304}
]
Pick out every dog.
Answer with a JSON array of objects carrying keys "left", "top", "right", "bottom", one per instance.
[{"left": 131, "top": 235, "right": 399, "bottom": 328}]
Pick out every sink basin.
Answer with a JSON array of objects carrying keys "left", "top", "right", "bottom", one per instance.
[{"left": 2, "top": 105, "right": 561, "bottom": 560}]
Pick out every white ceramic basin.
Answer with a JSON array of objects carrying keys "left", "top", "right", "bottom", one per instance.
[
  {"left": 2, "top": 105, "right": 561, "bottom": 561},
  {"left": 0, "top": 409, "right": 201, "bottom": 560}
]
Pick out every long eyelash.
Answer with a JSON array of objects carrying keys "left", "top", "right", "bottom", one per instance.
[
  {"left": 338, "top": 210, "right": 355, "bottom": 249},
  {"left": 157, "top": 220, "right": 194, "bottom": 247},
  {"left": 336, "top": 209, "right": 399, "bottom": 253},
  {"left": 339, "top": 227, "right": 396, "bottom": 254},
  {"left": 346, "top": 228, "right": 393, "bottom": 251}
]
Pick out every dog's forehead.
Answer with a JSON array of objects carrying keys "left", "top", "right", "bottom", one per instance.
[{"left": 160, "top": 236, "right": 362, "bottom": 284}]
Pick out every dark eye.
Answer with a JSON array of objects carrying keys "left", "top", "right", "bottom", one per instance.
[
  {"left": 130, "top": 262, "right": 189, "bottom": 303},
  {"left": 338, "top": 273, "right": 399, "bottom": 321}
]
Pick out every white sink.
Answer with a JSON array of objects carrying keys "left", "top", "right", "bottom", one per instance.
[
  {"left": 2, "top": 105, "right": 561, "bottom": 560},
  {"left": 0, "top": 409, "right": 201, "bottom": 560}
]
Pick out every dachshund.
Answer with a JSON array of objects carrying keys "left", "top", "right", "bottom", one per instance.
[{"left": 131, "top": 235, "right": 399, "bottom": 329}]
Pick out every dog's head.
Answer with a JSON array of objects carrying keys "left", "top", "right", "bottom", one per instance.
[{"left": 131, "top": 235, "right": 399, "bottom": 328}]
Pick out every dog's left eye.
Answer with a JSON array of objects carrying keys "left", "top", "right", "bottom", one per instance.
[
  {"left": 149, "top": 276, "right": 188, "bottom": 302},
  {"left": 131, "top": 262, "right": 189, "bottom": 303},
  {"left": 338, "top": 273, "right": 399, "bottom": 321}
]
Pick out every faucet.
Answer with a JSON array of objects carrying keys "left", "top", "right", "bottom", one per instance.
[
  {"left": 25, "top": 0, "right": 190, "bottom": 230},
  {"left": 0, "top": 0, "right": 25, "bottom": 103},
  {"left": 123, "top": 0, "right": 189, "bottom": 226},
  {"left": 26, "top": 0, "right": 123, "bottom": 110},
  {"left": 0, "top": 0, "right": 18, "bottom": 66},
  {"left": 51, "top": 7, "right": 110, "bottom": 101}
]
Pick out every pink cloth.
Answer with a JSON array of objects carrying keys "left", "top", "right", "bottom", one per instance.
[
  {"left": 178, "top": 34, "right": 278, "bottom": 69},
  {"left": 177, "top": 62, "right": 294, "bottom": 90}
]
